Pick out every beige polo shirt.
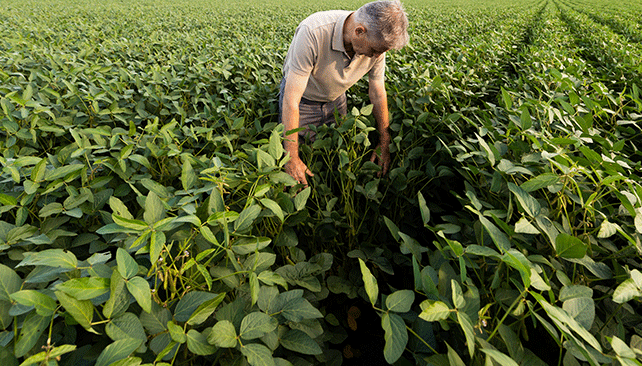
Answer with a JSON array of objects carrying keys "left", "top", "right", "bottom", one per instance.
[{"left": 283, "top": 10, "right": 386, "bottom": 103}]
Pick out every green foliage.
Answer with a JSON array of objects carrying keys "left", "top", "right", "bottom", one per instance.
[{"left": 1, "top": 0, "right": 642, "bottom": 365}]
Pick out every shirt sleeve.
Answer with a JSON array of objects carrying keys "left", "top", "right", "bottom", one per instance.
[
  {"left": 368, "top": 53, "right": 386, "bottom": 81},
  {"left": 286, "top": 25, "right": 317, "bottom": 78}
]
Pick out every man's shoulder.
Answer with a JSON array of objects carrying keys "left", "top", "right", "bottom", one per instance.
[{"left": 299, "top": 10, "right": 350, "bottom": 32}]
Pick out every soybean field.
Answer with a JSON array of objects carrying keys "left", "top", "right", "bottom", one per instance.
[{"left": 1, "top": 0, "right": 641, "bottom": 365}]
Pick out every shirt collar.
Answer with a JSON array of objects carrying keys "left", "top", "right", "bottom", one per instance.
[{"left": 332, "top": 11, "right": 353, "bottom": 55}]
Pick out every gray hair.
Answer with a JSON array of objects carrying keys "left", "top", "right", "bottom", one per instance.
[{"left": 353, "top": 1, "right": 409, "bottom": 50}]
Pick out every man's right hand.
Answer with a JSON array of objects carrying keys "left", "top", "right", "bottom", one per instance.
[{"left": 285, "top": 156, "right": 314, "bottom": 187}]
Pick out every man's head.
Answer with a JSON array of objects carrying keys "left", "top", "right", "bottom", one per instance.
[{"left": 352, "top": 0, "right": 409, "bottom": 54}]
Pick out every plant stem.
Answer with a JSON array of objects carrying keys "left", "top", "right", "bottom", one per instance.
[{"left": 486, "top": 288, "right": 527, "bottom": 342}]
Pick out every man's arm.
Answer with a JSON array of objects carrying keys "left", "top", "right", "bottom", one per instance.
[
  {"left": 282, "top": 73, "right": 313, "bottom": 186},
  {"left": 368, "top": 76, "right": 391, "bottom": 176}
]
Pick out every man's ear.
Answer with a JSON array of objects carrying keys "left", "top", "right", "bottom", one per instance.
[{"left": 355, "top": 25, "right": 367, "bottom": 36}]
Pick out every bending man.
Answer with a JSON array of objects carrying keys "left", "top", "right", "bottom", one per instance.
[{"left": 279, "top": 1, "right": 409, "bottom": 186}]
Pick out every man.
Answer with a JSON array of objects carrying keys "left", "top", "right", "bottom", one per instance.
[{"left": 279, "top": 1, "right": 409, "bottom": 186}]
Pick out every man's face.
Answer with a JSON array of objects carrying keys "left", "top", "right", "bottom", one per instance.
[{"left": 353, "top": 28, "right": 388, "bottom": 58}]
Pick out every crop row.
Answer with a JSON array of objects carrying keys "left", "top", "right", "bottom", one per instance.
[{"left": 1, "top": 0, "right": 641, "bottom": 365}]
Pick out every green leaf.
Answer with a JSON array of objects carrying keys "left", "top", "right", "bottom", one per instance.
[
  {"left": 451, "top": 280, "right": 466, "bottom": 309},
  {"left": 398, "top": 231, "right": 424, "bottom": 260},
  {"left": 383, "top": 215, "right": 401, "bottom": 241},
  {"left": 187, "top": 293, "right": 225, "bottom": 325},
  {"left": 234, "top": 204, "right": 261, "bottom": 232},
  {"left": 597, "top": 220, "right": 618, "bottom": 238},
  {"left": 269, "top": 130, "right": 284, "bottom": 160},
  {"left": 109, "top": 196, "right": 133, "bottom": 219},
  {"left": 281, "top": 297, "right": 323, "bottom": 322},
  {"left": 382, "top": 312, "right": 408, "bottom": 364},
  {"left": 140, "top": 302, "right": 171, "bottom": 334},
  {"left": 280, "top": 329, "right": 322, "bottom": 355},
  {"left": 502, "top": 250, "right": 532, "bottom": 288},
  {"left": 520, "top": 173, "right": 560, "bottom": 192},
  {"left": 418, "top": 191, "right": 430, "bottom": 225},
  {"left": 23, "top": 180, "right": 39, "bottom": 195},
  {"left": 128, "top": 154, "right": 151, "bottom": 169},
  {"left": 141, "top": 178, "right": 171, "bottom": 199},
  {"left": 563, "top": 297, "right": 595, "bottom": 330},
  {"left": 55, "top": 291, "right": 93, "bottom": 329},
  {"left": 150, "top": 333, "right": 177, "bottom": 361},
  {"left": 559, "top": 285, "right": 593, "bottom": 301},
  {"left": 30, "top": 158, "right": 46, "bottom": 182},
  {"left": 168, "top": 320, "right": 186, "bottom": 343},
  {"left": 260, "top": 198, "right": 284, "bottom": 223},
  {"left": 18, "top": 249, "right": 78, "bottom": 270},
  {"left": 112, "top": 214, "right": 149, "bottom": 231},
  {"left": 19, "top": 344, "right": 76, "bottom": 366},
  {"left": 175, "top": 291, "right": 217, "bottom": 322},
  {"left": 269, "top": 171, "right": 297, "bottom": 186},
  {"left": 257, "top": 149, "right": 275, "bottom": 168},
  {"left": 56, "top": 277, "right": 110, "bottom": 300},
  {"left": 358, "top": 258, "right": 378, "bottom": 306},
  {"left": 106, "top": 313, "right": 146, "bottom": 342},
  {"left": 457, "top": 311, "right": 476, "bottom": 357},
  {"left": 14, "top": 312, "right": 51, "bottom": 358},
  {"left": 232, "top": 237, "right": 271, "bottom": 255},
  {"left": 257, "top": 271, "right": 288, "bottom": 289},
  {"left": 44, "top": 164, "right": 84, "bottom": 181},
  {"left": 0, "top": 264, "right": 22, "bottom": 302},
  {"left": 186, "top": 329, "right": 216, "bottom": 356},
  {"left": 149, "top": 230, "right": 165, "bottom": 265},
  {"left": 501, "top": 87, "right": 512, "bottom": 109},
  {"left": 479, "top": 216, "right": 511, "bottom": 253},
  {"left": 240, "top": 312, "right": 278, "bottom": 340},
  {"left": 144, "top": 191, "right": 165, "bottom": 225},
  {"left": 200, "top": 226, "right": 221, "bottom": 246},
  {"left": 181, "top": 159, "right": 197, "bottom": 191},
  {"left": 95, "top": 338, "right": 143, "bottom": 366},
  {"left": 420, "top": 266, "right": 439, "bottom": 297},
  {"left": 613, "top": 278, "right": 642, "bottom": 304},
  {"left": 10, "top": 290, "right": 57, "bottom": 316},
  {"left": 515, "top": 216, "right": 539, "bottom": 234},
  {"left": 565, "top": 256, "right": 612, "bottom": 280},
  {"left": 508, "top": 182, "right": 541, "bottom": 217},
  {"left": 465, "top": 245, "right": 501, "bottom": 258},
  {"left": 294, "top": 187, "right": 311, "bottom": 211},
  {"left": 38, "top": 202, "right": 63, "bottom": 217},
  {"left": 537, "top": 297, "right": 602, "bottom": 352},
  {"left": 476, "top": 133, "right": 496, "bottom": 166},
  {"left": 438, "top": 231, "right": 463, "bottom": 257},
  {"left": 126, "top": 276, "right": 152, "bottom": 314},
  {"left": 103, "top": 269, "right": 130, "bottom": 319},
  {"left": 419, "top": 300, "right": 450, "bottom": 321},
  {"left": 117, "top": 248, "right": 139, "bottom": 280},
  {"left": 360, "top": 104, "right": 374, "bottom": 116},
  {"left": 0, "top": 193, "right": 17, "bottom": 206},
  {"left": 208, "top": 320, "right": 237, "bottom": 348},
  {"left": 610, "top": 336, "right": 637, "bottom": 359},
  {"left": 480, "top": 348, "right": 519, "bottom": 366},
  {"left": 446, "top": 342, "right": 466, "bottom": 366},
  {"left": 241, "top": 343, "right": 275, "bottom": 366},
  {"left": 386, "top": 290, "right": 414, "bottom": 313},
  {"left": 250, "top": 272, "right": 259, "bottom": 307},
  {"left": 555, "top": 233, "right": 587, "bottom": 259}
]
